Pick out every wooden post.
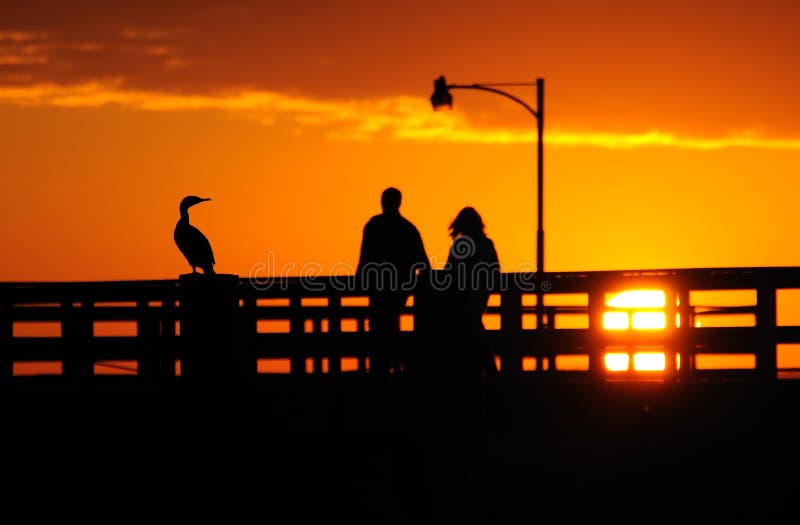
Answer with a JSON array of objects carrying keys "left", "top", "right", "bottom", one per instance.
[
  {"left": 238, "top": 284, "right": 257, "bottom": 382},
  {"left": 289, "top": 292, "right": 305, "bottom": 377},
  {"left": 328, "top": 294, "right": 342, "bottom": 375},
  {"left": 587, "top": 284, "right": 605, "bottom": 383},
  {"left": 499, "top": 287, "right": 522, "bottom": 380},
  {"left": 0, "top": 288, "right": 12, "bottom": 381},
  {"left": 412, "top": 273, "right": 437, "bottom": 379},
  {"left": 137, "top": 298, "right": 160, "bottom": 383},
  {"left": 756, "top": 286, "right": 777, "bottom": 382},
  {"left": 177, "top": 274, "right": 245, "bottom": 388},
  {"left": 662, "top": 285, "right": 678, "bottom": 383},
  {"left": 676, "top": 286, "right": 692, "bottom": 382},
  {"left": 62, "top": 297, "right": 93, "bottom": 383},
  {"left": 160, "top": 281, "right": 178, "bottom": 382}
]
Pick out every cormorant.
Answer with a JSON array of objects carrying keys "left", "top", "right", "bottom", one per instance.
[{"left": 174, "top": 195, "right": 216, "bottom": 275}]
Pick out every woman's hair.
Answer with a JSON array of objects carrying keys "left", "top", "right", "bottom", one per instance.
[{"left": 449, "top": 206, "right": 486, "bottom": 238}]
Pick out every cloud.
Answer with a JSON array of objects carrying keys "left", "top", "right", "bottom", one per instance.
[
  {"left": 121, "top": 28, "right": 172, "bottom": 41},
  {"left": 544, "top": 130, "right": 800, "bottom": 151},
  {"left": 0, "top": 32, "right": 51, "bottom": 66},
  {"left": 0, "top": 31, "right": 50, "bottom": 42},
  {"left": 0, "top": 54, "right": 48, "bottom": 65},
  {"left": 0, "top": 81, "right": 799, "bottom": 151}
]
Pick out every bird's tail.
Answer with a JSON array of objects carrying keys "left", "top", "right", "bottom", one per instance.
[{"left": 203, "top": 265, "right": 216, "bottom": 275}]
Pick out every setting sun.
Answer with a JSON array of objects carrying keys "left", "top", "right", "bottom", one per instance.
[
  {"left": 606, "top": 290, "right": 666, "bottom": 309},
  {"left": 603, "top": 289, "right": 668, "bottom": 330},
  {"left": 603, "top": 289, "right": 670, "bottom": 372}
]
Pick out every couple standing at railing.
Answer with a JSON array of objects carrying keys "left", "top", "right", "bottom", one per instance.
[
  {"left": 356, "top": 186, "right": 500, "bottom": 374},
  {"left": 357, "top": 186, "right": 500, "bottom": 474}
]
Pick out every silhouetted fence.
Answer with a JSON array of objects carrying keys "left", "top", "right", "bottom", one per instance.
[{"left": 3, "top": 267, "right": 800, "bottom": 388}]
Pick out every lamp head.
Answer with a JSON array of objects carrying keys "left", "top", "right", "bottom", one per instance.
[{"left": 430, "top": 75, "right": 453, "bottom": 111}]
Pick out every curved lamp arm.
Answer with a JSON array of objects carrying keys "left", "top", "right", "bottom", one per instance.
[
  {"left": 446, "top": 83, "right": 539, "bottom": 120},
  {"left": 430, "top": 75, "right": 545, "bottom": 278}
]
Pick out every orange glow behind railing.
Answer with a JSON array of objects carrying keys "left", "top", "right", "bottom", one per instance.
[
  {"left": 604, "top": 289, "right": 669, "bottom": 372},
  {"left": 604, "top": 289, "right": 667, "bottom": 331}
]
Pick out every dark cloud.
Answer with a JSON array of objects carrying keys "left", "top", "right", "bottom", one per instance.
[
  {"left": 0, "top": 0, "right": 798, "bottom": 135},
  {"left": 0, "top": 1, "right": 451, "bottom": 96},
  {"left": 0, "top": 1, "right": 204, "bottom": 88}
]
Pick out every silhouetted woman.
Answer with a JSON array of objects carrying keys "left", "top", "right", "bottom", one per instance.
[
  {"left": 430, "top": 206, "right": 500, "bottom": 477},
  {"left": 446, "top": 206, "right": 500, "bottom": 332}
]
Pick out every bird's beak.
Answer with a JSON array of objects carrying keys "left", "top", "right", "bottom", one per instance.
[{"left": 201, "top": 198, "right": 211, "bottom": 202}]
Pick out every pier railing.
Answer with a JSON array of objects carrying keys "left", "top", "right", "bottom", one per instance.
[{"left": 3, "top": 266, "right": 800, "bottom": 388}]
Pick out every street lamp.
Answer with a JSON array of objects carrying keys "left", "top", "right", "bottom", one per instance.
[{"left": 430, "top": 75, "right": 545, "bottom": 276}]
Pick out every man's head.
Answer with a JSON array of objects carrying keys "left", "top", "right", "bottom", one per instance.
[{"left": 381, "top": 187, "right": 402, "bottom": 213}]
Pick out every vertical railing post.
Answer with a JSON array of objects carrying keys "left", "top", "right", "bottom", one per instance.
[
  {"left": 499, "top": 286, "right": 522, "bottom": 380},
  {"left": 676, "top": 282, "right": 692, "bottom": 382},
  {"left": 137, "top": 297, "right": 160, "bottom": 383},
  {"left": 289, "top": 291, "right": 305, "bottom": 377},
  {"left": 0, "top": 287, "right": 12, "bottom": 381},
  {"left": 177, "top": 274, "right": 244, "bottom": 388},
  {"left": 587, "top": 282, "right": 605, "bottom": 383},
  {"left": 312, "top": 302, "right": 324, "bottom": 375},
  {"left": 160, "top": 281, "right": 178, "bottom": 382},
  {"left": 662, "top": 284, "right": 678, "bottom": 383},
  {"left": 756, "top": 285, "right": 777, "bottom": 381},
  {"left": 239, "top": 282, "right": 258, "bottom": 382},
  {"left": 328, "top": 293, "right": 342, "bottom": 375},
  {"left": 62, "top": 295, "right": 93, "bottom": 384}
]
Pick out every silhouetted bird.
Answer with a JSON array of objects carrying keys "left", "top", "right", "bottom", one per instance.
[{"left": 174, "top": 195, "right": 216, "bottom": 275}]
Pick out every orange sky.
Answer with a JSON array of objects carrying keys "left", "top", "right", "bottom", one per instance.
[{"left": 1, "top": 0, "right": 800, "bottom": 281}]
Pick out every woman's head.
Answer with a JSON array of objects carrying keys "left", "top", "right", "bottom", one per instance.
[{"left": 449, "top": 206, "right": 485, "bottom": 238}]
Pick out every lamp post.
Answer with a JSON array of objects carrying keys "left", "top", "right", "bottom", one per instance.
[{"left": 430, "top": 75, "right": 545, "bottom": 276}]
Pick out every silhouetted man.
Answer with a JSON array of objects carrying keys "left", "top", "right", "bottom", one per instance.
[{"left": 357, "top": 187, "right": 428, "bottom": 372}]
